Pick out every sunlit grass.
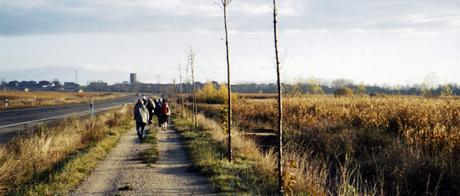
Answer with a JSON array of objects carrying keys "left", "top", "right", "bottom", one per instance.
[
  {"left": 174, "top": 114, "right": 280, "bottom": 194},
  {"left": 194, "top": 94, "right": 460, "bottom": 195},
  {"left": 0, "top": 105, "right": 132, "bottom": 195}
]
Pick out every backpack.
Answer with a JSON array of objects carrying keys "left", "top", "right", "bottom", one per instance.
[
  {"left": 161, "top": 103, "right": 169, "bottom": 116},
  {"left": 155, "top": 102, "right": 162, "bottom": 115}
]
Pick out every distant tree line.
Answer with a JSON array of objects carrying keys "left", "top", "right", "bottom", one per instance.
[
  {"left": 1, "top": 79, "right": 79, "bottom": 91},
  {"left": 231, "top": 82, "right": 460, "bottom": 96},
  {"left": 2, "top": 79, "right": 459, "bottom": 96}
]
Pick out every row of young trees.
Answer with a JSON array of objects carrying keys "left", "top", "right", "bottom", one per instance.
[
  {"left": 174, "top": 0, "right": 285, "bottom": 192},
  {"left": 173, "top": 0, "right": 283, "bottom": 192},
  {"left": 220, "top": 0, "right": 285, "bottom": 193}
]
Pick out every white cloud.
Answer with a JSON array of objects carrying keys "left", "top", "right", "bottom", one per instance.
[{"left": 234, "top": 2, "right": 272, "bottom": 16}]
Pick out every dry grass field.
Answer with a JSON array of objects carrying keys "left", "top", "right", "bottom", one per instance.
[
  {"left": 0, "top": 91, "right": 127, "bottom": 110},
  {"left": 194, "top": 94, "right": 460, "bottom": 195}
]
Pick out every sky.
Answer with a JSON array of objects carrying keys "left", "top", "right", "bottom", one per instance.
[{"left": 0, "top": 0, "right": 459, "bottom": 85}]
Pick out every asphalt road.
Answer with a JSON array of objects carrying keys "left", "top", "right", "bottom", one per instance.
[{"left": 0, "top": 95, "right": 138, "bottom": 143}]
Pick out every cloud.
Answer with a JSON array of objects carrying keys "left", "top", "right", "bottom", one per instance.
[
  {"left": 0, "top": 0, "right": 222, "bottom": 35},
  {"left": 1, "top": 0, "right": 459, "bottom": 36}
]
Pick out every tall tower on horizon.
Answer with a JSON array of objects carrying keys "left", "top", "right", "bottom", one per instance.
[
  {"left": 75, "top": 70, "right": 78, "bottom": 84},
  {"left": 130, "top": 73, "right": 137, "bottom": 84}
]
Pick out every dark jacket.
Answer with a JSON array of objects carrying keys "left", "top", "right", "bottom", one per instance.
[{"left": 146, "top": 100, "right": 155, "bottom": 116}]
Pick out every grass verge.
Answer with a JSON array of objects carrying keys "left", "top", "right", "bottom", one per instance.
[
  {"left": 0, "top": 105, "right": 132, "bottom": 195},
  {"left": 173, "top": 114, "right": 278, "bottom": 194},
  {"left": 139, "top": 127, "right": 159, "bottom": 164}
]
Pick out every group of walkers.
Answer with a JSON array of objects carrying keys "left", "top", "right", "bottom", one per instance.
[{"left": 133, "top": 96, "right": 171, "bottom": 141}]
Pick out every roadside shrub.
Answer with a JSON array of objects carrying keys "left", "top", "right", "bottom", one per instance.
[
  {"left": 196, "top": 81, "right": 237, "bottom": 104},
  {"left": 334, "top": 87, "right": 354, "bottom": 97}
]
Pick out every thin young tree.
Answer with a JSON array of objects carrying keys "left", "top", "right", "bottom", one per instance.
[
  {"left": 172, "top": 79, "right": 177, "bottom": 103},
  {"left": 220, "top": 0, "right": 233, "bottom": 162},
  {"left": 189, "top": 49, "right": 198, "bottom": 129},
  {"left": 273, "top": 0, "right": 284, "bottom": 193},
  {"left": 185, "top": 60, "right": 190, "bottom": 118},
  {"left": 178, "top": 63, "right": 185, "bottom": 117}
]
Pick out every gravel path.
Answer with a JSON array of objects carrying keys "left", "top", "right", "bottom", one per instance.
[{"left": 73, "top": 126, "right": 213, "bottom": 195}]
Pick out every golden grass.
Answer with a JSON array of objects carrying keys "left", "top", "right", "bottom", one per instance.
[
  {"left": 199, "top": 95, "right": 460, "bottom": 152},
  {"left": 0, "top": 105, "right": 132, "bottom": 194},
  {"left": 0, "top": 91, "right": 127, "bottom": 110},
  {"left": 194, "top": 95, "right": 460, "bottom": 195}
]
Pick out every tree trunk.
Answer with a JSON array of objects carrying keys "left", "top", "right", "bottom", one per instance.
[
  {"left": 185, "top": 64, "right": 189, "bottom": 118},
  {"left": 223, "top": 2, "right": 233, "bottom": 162},
  {"left": 190, "top": 51, "right": 198, "bottom": 129},
  {"left": 178, "top": 64, "right": 184, "bottom": 118},
  {"left": 273, "top": 0, "right": 284, "bottom": 193}
]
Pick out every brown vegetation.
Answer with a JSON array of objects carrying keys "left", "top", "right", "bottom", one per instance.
[
  {"left": 194, "top": 95, "right": 460, "bottom": 195},
  {"left": 0, "top": 91, "right": 127, "bottom": 110}
]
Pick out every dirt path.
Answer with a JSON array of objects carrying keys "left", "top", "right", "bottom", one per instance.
[{"left": 73, "top": 126, "right": 213, "bottom": 195}]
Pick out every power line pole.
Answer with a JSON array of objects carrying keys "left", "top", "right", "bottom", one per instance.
[{"left": 273, "top": 0, "right": 284, "bottom": 193}]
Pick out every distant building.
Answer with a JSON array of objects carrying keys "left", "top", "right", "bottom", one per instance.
[
  {"left": 64, "top": 82, "right": 80, "bottom": 91},
  {"left": 130, "top": 73, "right": 137, "bottom": 84},
  {"left": 87, "top": 81, "right": 109, "bottom": 92},
  {"left": 20, "top": 81, "right": 38, "bottom": 88},
  {"left": 7, "top": 81, "right": 19, "bottom": 87},
  {"left": 52, "top": 80, "right": 62, "bottom": 87},
  {"left": 38, "top": 80, "right": 52, "bottom": 88}
]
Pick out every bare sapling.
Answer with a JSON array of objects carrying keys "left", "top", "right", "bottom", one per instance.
[
  {"left": 273, "top": 0, "right": 284, "bottom": 193},
  {"left": 220, "top": 0, "right": 233, "bottom": 162},
  {"left": 178, "top": 63, "right": 185, "bottom": 117},
  {"left": 185, "top": 61, "right": 190, "bottom": 118},
  {"left": 189, "top": 49, "right": 198, "bottom": 129}
]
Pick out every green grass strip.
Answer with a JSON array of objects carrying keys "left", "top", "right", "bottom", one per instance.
[
  {"left": 139, "top": 128, "right": 159, "bottom": 164},
  {"left": 173, "top": 117, "right": 277, "bottom": 194}
]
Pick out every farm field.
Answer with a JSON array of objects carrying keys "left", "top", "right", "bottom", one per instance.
[
  {"left": 194, "top": 94, "right": 460, "bottom": 195},
  {"left": 0, "top": 91, "right": 128, "bottom": 110}
]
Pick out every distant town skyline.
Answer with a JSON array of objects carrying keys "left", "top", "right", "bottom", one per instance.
[{"left": 0, "top": 0, "right": 459, "bottom": 85}]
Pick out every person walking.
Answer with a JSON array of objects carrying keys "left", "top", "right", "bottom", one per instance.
[
  {"left": 134, "top": 99, "right": 149, "bottom": 141},
  {"left": 154, "top": 98, "right": 163, "bottom": 127},
  {"left": 146, "top": 97, "right": 155, "bottom": 124},
  {"left": 142, "top": 96, "right": 148, "bottom": 106},
  {"left": 90, "top": 100, "right": 95, "bottom": 118},
  {"left": 159, "top": 99, "right": 171, "bottom": 131}
]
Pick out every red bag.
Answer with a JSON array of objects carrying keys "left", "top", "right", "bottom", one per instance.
[{"left": 162, "top": 104, "right": 169, "bottom": 115}]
